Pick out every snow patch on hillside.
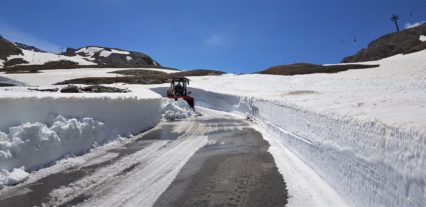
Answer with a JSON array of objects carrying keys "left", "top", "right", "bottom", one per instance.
[
  {"left": 76, "top": 47, "right": 104, "bottom": 57},
  {"left": 99, "top": 49, "right": 130, "bottom": 57},
  {"left": 420, "top": 35, "right": 426, "bottom": 42},
  {"left": 6, "top": 49, "right": 96, "bottom": 66},
  {"left": 0, "top": 59, "right": 4, "bottom": 67}
]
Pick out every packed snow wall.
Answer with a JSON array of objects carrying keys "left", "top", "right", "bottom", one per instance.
[
  {"left": 0, "top": 94, "right": 161, "bottom": 172},
  {"left": 186, "top": 87, "right": 425, "bottom": 207}
]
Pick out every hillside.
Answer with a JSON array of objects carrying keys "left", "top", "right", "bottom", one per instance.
[
  {"left": 0, "top": 36, "right": 162, "bottom": 70},
  {"left": 62, "top": 46, "right": 160, "bottom": 67},
  {"left": 257, "top": 63, "right": 379, "bottom": 75},
  {"left": 342, "top": 23, "right": 426, "bottom": 63}
]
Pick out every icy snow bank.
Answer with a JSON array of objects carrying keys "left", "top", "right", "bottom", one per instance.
[
  {"left": 0, "top": 91, "right": 161, "bottom": 175},
  {"left": 0, "top": 115, "right": 109, "bottom": 171},
  {"left": 189, "top": 88, "right": 426, "bottom": 207},
  {"left": 160, "top": 98, "right": 198, "bottom": 120},
  {"left": 0, "top": 167, "right": 29, "bottom": 187}
]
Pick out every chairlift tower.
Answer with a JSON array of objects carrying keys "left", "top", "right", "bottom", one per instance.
[{"left": 391, "top": 14, "right": 400, "bottom": 32}]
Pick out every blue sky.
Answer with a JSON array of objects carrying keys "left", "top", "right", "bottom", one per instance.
[{"left": 0, "top": 0, "right": 425, "bottom": 73}]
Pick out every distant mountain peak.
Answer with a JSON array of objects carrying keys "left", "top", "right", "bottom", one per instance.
[
  {"left": 0, "top": 36, "right": 162, "bottom": 69},
  {"left": 63, "top": 46, "right": 161, "bottom": 67}
]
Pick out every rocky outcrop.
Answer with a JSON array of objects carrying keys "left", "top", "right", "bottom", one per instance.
[
  {"left": 0, "top": 36, "right": 22, "bottom": 61},
  {"left": 342, "top": 24, "right": 426, "bottom": 63}
]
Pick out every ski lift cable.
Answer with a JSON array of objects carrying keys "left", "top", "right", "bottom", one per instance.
[{"left": 283, "top": 4, "right": 426, "bottom": 63}]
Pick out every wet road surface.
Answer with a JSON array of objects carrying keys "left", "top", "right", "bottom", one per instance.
[{"left": 0, "top": 108, "right": 287, "bottom": 207}]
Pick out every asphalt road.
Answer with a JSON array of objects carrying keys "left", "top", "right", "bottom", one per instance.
[{"left": 0, "top": 108, "right": 287, "bottom": 207}]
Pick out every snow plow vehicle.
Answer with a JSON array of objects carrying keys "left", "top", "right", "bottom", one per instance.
[{"left": 167, "top": 77, "right": 195, "bottom": 108}]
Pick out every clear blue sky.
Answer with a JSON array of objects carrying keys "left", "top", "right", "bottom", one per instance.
[{"left": 0, "top": 0, "right": 425, "bottom": 73}]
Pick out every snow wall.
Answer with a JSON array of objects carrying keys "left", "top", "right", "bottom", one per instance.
[
  {"left": 0, "top": 95, "right": 161, "bottom": 171},
  {"left": 151, "top": 87, "right": 425, "bottom": 207}
]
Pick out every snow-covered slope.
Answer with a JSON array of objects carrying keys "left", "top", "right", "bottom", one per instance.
[
  {"left": 6, "top": 48, "right": 96, "bottom": 66},
  {"left": 183, "top": 50, "right": 426, "bottom": 207},
  {"left": 0, "top": 36, "right": 161, "bottom": 69},
  {"left": 64, "top": 46, "right": 160, "bottom": 67}
]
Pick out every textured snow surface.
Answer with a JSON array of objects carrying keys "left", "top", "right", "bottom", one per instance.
[
  {"left": 32, "top": 112, "right": 212, "bottom": 207},
  {"left": 0, "top": 91, "right": 161, "bottom": 186},
  {"left": 0, "top": 115, "right": 109, "bottom": 171},
  {"left": 0, "top": 167, "right": 29, "bottom": 187},
  {"left": 160, "top": 98, "right": 198, "bottom": 120},
  {"left": 253, "top": 124, "right": 348, "bottom": 206},
  {"left": 6, "top": 49, "right": 95, "bottom": 67}
]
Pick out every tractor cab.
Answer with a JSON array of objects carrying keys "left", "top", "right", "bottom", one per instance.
[{"left": 167, "top": 77, "right": 195, "bottom": 108}]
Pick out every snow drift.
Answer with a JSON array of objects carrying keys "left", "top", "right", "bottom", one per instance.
[
  {"left": 0, "top": 116, "right": 108, "bottom": 171},
  {"left": 160, "top": 98, "right": 199, "bottom": 120},
  {"left": 188, "top": 88, "right": 425, "bottom": 207},
  {"left": 0, "top": 168, "right": 29, "bottom": 188}
]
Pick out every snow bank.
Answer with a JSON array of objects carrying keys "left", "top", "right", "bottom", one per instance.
[
  {"left": 188, "top": 88, "right": 425, "bottom": 207},
  {"left": 0, "top": 115, "right": 109, "bottom": 171},
  {"left": 0, "top": 91, "right": 162, "bottom": 186},
  {"left": 160, "top": 98, "right": 198, "bottom": 120},
  {"left": 0, "top": 167, "right": 29, "bottom": 187}
]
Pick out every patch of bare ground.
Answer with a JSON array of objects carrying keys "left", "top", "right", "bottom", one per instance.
[
  {"left": 258, "top": 63, "right": 379, "bottom": 76},
  {"left": 173, "top": 69, "right": 225, "bottom": 76},
  {"left": 54, "top": 69, "right": 226, "bottom": 85},
  {"left": 1, "top": 62, "right": 178, "bottom": 74},
  {"left": 342, "top": 23, "right": 426, "bottom": 63},
  {"left": 288, "top": 90, "right": 317, "bottom": 95},
  {"left": 0, "top": 83, "right": 15, "bottom": 87}
]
